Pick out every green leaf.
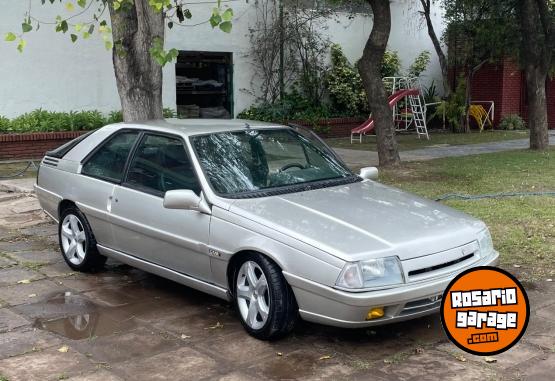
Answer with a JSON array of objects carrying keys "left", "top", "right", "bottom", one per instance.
[
  {"left": 82, "top": 31, "right": 90, "bottom": 39},
  {"left": 17, "top": 39, "right": 27, "bottom": 53},
  {"left": 168, "top": 21, "right": 173, "bottom": 29},
  {"left": 88, "top": 24, "right": 95, "bottom": 34},
  {"left": 113, "top": 1, "right": 121, "bottom": 11},
  {"left": 56, "top": 20, "right": 69, "bottom": 33},
  {"left": 221, "top": 8, "right": 233, "bottom": 22},
  {"left": 219, "top": 21, "right": 232, "bottom": 33},
  {"left": 77, "top": 0, "right": 87, "bottom": 8},
  {"left": 4, "top": 32, "right": 17, "bottom": 42},
  {"left": 209, "top": 14, "right": 222, "bottom": 28},
  {"left": 70, "top": 33, "right": 78, "bottom": 43},
  {"left": 104, "top": 40, "right": 113, "bottom": 50},
  {"left": 22, "top": 23, "right": 33, "bottom": 33},
  {"left": 184, "top": 9, "right": 192, "bottom": 19},
  {"left": 65, "top": 2, "right": 75, "bottom": 12},
  {"left": 74, "top": 23, "right": 83, "bottom": 32}
]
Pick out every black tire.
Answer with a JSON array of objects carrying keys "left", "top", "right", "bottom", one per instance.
[
  {"left": 58, "top": 206, "right": 106, "bottom": 272},
  {"left": 232, "top": 252, "right": 297, "bottom": 340}
]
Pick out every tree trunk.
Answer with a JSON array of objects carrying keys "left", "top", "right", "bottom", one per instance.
[
  {"left": 525, "top": 66, "right": 549, "bottom": 149},
  {"left": 419, "top": 0, "right": 451, "bottom": 98},
  {"left": 358, "top": 0, "right": 400, "bottom": 167},
  {"left": 519, "top": 0, "right": 551, "bottom": 150},
  {"left": 109, "top": 0, "right": 164, "bottom": 122}
]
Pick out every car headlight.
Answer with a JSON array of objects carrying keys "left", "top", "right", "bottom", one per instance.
[
  {"left": 336, "top": 256, "right": 404, "bottom": 290},
  {"left": 478, "top": 228, "right": 494, "bottom": 257}
]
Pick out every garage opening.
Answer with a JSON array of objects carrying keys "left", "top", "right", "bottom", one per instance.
[{"left": 175, "top": 51, "right": 233, "bottom": 119}]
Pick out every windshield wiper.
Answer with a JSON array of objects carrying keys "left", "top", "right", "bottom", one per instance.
[{"left": 223, "top": 175, "right": 361, "bottom": 199}]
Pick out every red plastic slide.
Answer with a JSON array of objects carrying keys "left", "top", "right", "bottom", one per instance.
[{"left": 351, "top": 88, "right": 420, "bottom": 135}]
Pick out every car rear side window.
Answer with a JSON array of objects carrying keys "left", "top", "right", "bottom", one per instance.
[
  {"left": 46, "top": 130, "right": 96, "bottom": 159},
  {"left": 81, "top": 131, "right": 140, "bottom": 183},
  {"left": 125, "top": 134, "right": 201, "bottom": 196}
]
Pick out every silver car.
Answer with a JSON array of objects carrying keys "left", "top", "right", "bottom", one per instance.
[{"left": 35, "top": 119, "right": 499, "bottom": 340}]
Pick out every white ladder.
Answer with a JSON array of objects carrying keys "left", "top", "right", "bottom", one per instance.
[{"left": 408, "top": 92, "right": 430, "bottom": 140}]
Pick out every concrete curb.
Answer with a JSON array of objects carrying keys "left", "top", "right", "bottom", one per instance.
[{"left": 0, "top": 178, "right": 36, "bottom": 194}]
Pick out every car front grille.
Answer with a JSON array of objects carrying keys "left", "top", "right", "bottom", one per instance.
[
  {"left": 399, "top": 294, "right": 442, "bottom": 316},
  {"left": 408, "top": 253, "right": 475, "bottom": 277}
]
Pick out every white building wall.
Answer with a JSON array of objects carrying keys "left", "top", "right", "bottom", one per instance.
[{"left": 0, "top": 0, "right": 445, "bottom": 118}]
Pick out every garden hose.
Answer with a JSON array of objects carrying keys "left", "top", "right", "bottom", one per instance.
[
  {"left": 0, "top": 161, "right": 38, "bottom": 179},
  {"left": 436, "top": 191, "right": 555, "bottom": 202}
]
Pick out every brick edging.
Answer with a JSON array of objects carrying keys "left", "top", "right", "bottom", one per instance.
[{"left": 0, "top": 130, "right": 87, "bottom": 143}]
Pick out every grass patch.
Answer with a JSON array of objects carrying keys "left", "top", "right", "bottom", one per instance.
[
  {"left": 327, "top": 130, "right": 529, "bottom": 152},
  {"left": 0, "top": 162, "right": 38, "bottom": 179},
  {"left": 378, "top": 148, "right": 554, "bottom": 282}
]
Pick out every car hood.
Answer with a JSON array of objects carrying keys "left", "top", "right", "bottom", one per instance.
[{"left": 228, "top": 180, "right": 485, "bottom": 262}]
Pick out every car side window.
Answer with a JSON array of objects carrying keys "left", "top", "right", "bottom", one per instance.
[
  {"left": 125, "top": 134, "right": 201, "bottom": 196},
  {"left": 81, "top": 131, "right": 140, "bottom": 182}
]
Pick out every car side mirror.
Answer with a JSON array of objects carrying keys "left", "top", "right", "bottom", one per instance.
[
  {"left": 359, "top": 166, "right": 379, "bottom": 181},
  {"left": 163, "top": 190, "right": 211, "bottom": 214}
]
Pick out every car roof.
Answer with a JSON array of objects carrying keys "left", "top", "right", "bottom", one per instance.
[{"left": 110, "top": 118, "right": 287, "bottom": 136}]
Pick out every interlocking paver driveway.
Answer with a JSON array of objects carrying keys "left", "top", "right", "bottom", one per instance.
[{"left": 0, "top": 191, "right": 554, "bottom": 380}]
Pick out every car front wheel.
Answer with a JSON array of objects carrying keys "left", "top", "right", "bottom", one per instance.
[
  {"left": 58, "top": 206, "right": 106, "bottom": 272},
  {"left": 233, "top": 253, "right": 297, "bottom": 340}
]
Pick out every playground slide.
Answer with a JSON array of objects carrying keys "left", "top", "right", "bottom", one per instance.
[{"left": 351, "top": 88, "right": 420, "bottom": 135}]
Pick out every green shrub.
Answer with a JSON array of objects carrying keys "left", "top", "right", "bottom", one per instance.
[
  {"left": 0, "top": 108, "right": 182, "bottom": 134},
  {"left": 499, "top": 114, "right": 526, "bottom": 130},
  {"left": 408, "top": 51, "right": 431, "bottom": 78},
  {"left": 381, "top": 50, "right": 402, "bottom": 78},
  {"left": 326, "top": 44, "right": 368, "bottom": 115},
  {"left": 434, "top": 78, "right": 467, "bottom": 132}
]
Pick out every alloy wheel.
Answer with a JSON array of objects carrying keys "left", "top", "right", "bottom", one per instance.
[
  {"left": 236, "top": 261, "right": 270, "bottom": 330},
  {"left": 60, "top": 214, "right": 87, "bottom": 265}
]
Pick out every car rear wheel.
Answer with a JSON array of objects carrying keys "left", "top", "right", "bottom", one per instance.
[
  {"left": 58, "top": 206, "right": 106, "bottom": 272},
  {"left": 233, "top": 253, "right": 297, "bottom": 340}
]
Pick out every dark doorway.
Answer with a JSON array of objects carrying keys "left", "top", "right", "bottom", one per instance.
[{"left": 175, "top": 51, "right": 233, "bottom": 119}]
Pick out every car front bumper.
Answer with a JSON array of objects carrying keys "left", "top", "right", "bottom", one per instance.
[{"left": 283, "top": 251, "right": 500, "bottom": 328}]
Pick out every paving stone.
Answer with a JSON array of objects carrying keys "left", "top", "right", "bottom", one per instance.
[
  {"left": 19, "top": 224, "right": 57, "bottom": 238},
  {"left": 490, "top": 342, "right": 544, "bottom": 369},
  {"left": 0, "top": 308, "right": 30, "bottom": 332},
  {"left": 214, "top": 372, "right": 261, "bottom": 381},
  {"left": 0, "top": 346, "right": 95, "bottom": 381},
  {"left": 67, "top": 369, "right": 124, "bottom": 381},
  {"left": 377, "top": 349, "right": 498, "bottom": 380},
  {"left": 0, "top": 267, "right": 44, "bottom": 286},
  {"left": 521, "top": 353, "right": 555, "bottom": 381},
  {"left": 194, "top": 331, "right": 276, "bottom": 364},
  {"left": 8, "top": 250, "right": 61, "bottom": 265},
  {"left": 0, "top": 279, "right": 65, "bottom": 306},
  {"left": 0, "top": 328, "right": 62, "bottom": 359},
  {"left": 536, "top": 302, "right": 555, "bottom": 323},
  {"left": 38, "top": 262, "right": 76, "bottom": 278},
  {"left": 111, "top": 347, "right": 218, "bottom": 380},
  {"left": 71, "top": 327, "right": 182, "bottom": 365},
  {"left": 83, "top": 287, "right": 141, "bottom": 308},
  {"left": 0, "top": 255, "right": 17, "bottom": 268}
]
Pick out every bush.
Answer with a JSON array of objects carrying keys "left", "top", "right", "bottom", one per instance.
[
  {"left": 434, "top": 78, "right": 467, "bottom": 132},
  {"left": 381, "top": 50, "right": 402, "bottom": 78},
  {"left": 0, "top": 108, "right": 181, "bottom": 133},
  {"left": 499, "top": 114, "right": 526, "bottom": 130},
  {"left": 326, "top": 44, "right": 368, "bottom": 116},
  {"left": 237, "top": 91, "right": 339, "bottom": 125}
]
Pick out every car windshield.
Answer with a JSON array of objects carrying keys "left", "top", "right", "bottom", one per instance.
[{"left": 191, "top": 128, "right": 355, "bottom": 197}]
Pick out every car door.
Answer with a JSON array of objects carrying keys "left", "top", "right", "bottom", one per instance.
[
  {"left": 109, "top": 132, "right": 212, "bottom": 282},
  {"left": 78, "top": 130, "right": 141, "bottom": 248}
]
